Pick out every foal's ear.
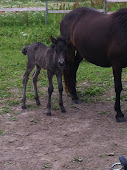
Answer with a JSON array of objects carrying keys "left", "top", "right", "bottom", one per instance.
[{"left": 50, "top": 35, "right": 57, "bottom": 45}]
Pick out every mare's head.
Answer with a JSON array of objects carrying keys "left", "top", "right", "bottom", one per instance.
[{"left": 50, "top": 35, "right": 69, "bottom": 69}]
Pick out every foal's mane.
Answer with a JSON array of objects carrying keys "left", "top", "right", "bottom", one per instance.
[{"left": 112, "top": 8, "right": 127, "bottom": 31}]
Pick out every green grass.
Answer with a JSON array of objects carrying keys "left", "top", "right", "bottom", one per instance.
[
  {"left": 0, "top": 130, "right": 4, "bottom": 136},
  {"left": 8, "top": 117, "right": 18, "bottom": 121},
  {"left": 0, "top": 106, "right": 12, "bottom": 114},
  {"left": 76, "top": 61, "right": 113, "bottom": 102},
  {"left": 1, "top": 0, "right": 127, "bottom": 113}
]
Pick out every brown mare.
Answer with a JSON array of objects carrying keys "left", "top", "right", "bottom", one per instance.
[{"left": 60, "top": 7, "right": 127, "bottom": 122}]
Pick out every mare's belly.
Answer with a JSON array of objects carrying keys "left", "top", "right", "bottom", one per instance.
[{"left": 83, "top": 54, "right": 111, "bottom": 67}]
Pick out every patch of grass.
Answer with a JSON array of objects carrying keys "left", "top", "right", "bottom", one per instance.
[
  {"left": 0, "top": 130, "right": 4, "bottom": 136},
  {"left": 7, "top": 99, "right": 21, "bottom": 106},
  {"left": 99, "top": 154, "right": 107, "bottom": 159},
  {"left": 30, "top": 117, "right": 39, "bottom": 124},
  {"left": 71, "top": 156, "right": 83, "bottom": 163},
  {"left": 98, "top": 111, "right": 108, "bottom": 115},
  {"left": 13, "top": 111, "right": 20, "bottom": 115},
  {"left": 77, "top": 85, "right": 105, "bottom": 102},
  {"left": 26, "top": 104, "right": 39, "bottom": 109},
  {"left": 0, "top": 106, "right": 12, "bottom": 114},
  {"left": 8, "top": 117, "right": 17, "bottom": 121},
  {"left": 106, "top": 96, "right": 115, "bottom": 101},
  {"left": 76, "top": 61, "right": 115, "bottom": 102},
  {"left": 120, "top": 94, "right": 127, "bottom": 101},
  {"left": 51, "top": 97, "right": 59, "bottom": 110},
  {"left": 120, "top": 128, "right": 126, "bottom": 133},
  {"left": 77, "top": 61, "right": 113, "bottom": 88},
  {"left": 42, "top": 163, "right": 52, "bottom": 169}
]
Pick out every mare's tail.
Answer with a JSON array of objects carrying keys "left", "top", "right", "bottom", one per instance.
[
  {"left": 63, "top": 51, "right": 83, "bottom": 100},
  {"left": 21, "top": 45, "right": 29, "bottom": 56}
]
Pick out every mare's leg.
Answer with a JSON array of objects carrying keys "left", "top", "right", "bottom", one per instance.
[
  {"left": 56, "top": 71, "right": 66, "bottom": 113},
  {"left": 112, "top": 66, "right": 126, "bottom": 122},
  {"left": 64, "top": 51, "right": 83, "bottom": 103},
  {"left": 47, "top": 70, "right": 54, "bottom": 116},
  {"left": 22, "top": 64, "right": 34, "bottom": 109},
  {"left": 32, "top": 65, "right": 41, "bottom": 106}
]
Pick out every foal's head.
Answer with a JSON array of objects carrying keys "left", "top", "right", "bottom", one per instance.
[{"left": 50, "top": 35, "right": 69, "bottom": 68}]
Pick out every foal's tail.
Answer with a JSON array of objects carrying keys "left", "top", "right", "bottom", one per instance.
[{"left": 21, "top": 45, "right": 29, "bottom": 56}]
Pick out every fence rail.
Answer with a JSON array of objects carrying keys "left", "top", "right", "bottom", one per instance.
[
  {"left": 1, "top": 0, "right": 127, "bottom": 23},
  {"left": 107, "top": 0, "right": 127, "bottom": 2},
  {"left": 0, "top": 7, "right": 46, "bottom": 12},
  {"left": 105, "top": 0, "right": 127, "bottom": 13},
  {"left": 0, "top": 6, "right": 104, "bottom": 24}
]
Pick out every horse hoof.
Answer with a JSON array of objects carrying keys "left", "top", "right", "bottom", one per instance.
[
  {"left": 46, "top": 112, "right": 51, "bottom": 116},
  {"left": 72, "top": 99, "right": 79, "bottom": 104},
  {"left": 36, "top": 101, "right": 41, "bottom": 106},
  {"left": 116, "top": 117, "right": 126, "bottom": 122},
  {"left": 61, "top": 107, "right": 66, "bottom": 113},
  {"left": 22, "top": 105, "right": 26, "bottom": 109}
]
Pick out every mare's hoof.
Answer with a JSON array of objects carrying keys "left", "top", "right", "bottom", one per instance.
[
  {"left": 116, "top": 117, "right": 126, "bottom": 122},
  {"left": 35, "top": 98, "right": 41, "bottom": 106},
  {"left": 22, "top": 105, "right": 26, "bottom": 109},
  {"left": 72, "top": 99, "right": 79, "bottom": 104}
]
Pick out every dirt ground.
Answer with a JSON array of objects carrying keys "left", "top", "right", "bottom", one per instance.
[{"left": 0, "top": 90, "right": 127, "bottom": 170}]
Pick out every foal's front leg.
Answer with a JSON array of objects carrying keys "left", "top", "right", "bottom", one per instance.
[
  {"left": 113, "top": 66, "right": 126, "bottom": 122},
  {"left": 47, "top": 71, "right": 54, "bottom": 116},
  {"left": 56, "top": 71, "right": 66, "bottom": 113}
]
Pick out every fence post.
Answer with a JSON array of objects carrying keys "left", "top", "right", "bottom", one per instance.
[
  {"left": 45, "top": 0, "right": 48, "bottom": 24},
  {"left": 104, "top": 0, "right": 107, "bottom": 14}
]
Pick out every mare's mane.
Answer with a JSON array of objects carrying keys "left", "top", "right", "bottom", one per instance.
[{"left": 112, "top": 8, "right": 127, "bottom": 31}]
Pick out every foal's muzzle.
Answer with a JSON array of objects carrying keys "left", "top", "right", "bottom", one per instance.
[
  {"left": 58, "top": 58, "right": 65, "bottom": 68},
  {"left": 58, "top": 61, "right": 65, "bottom": 67}
]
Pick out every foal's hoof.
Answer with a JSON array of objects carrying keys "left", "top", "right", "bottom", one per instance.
[
  {"left": 22, "top": 105, "right": 26, "bottom": 109},
  {"left": 46, "top": 112, "right": 51, "bottom": 116},
  {"left": 72, "top": 99, "right": 79, "bottom": 104},
  {"left": 61, "top": 106, "right": 66, "bottom": 113},
  {"left": 36, "top": 101, "right": 41, "bottom": 106},
  {"left": 116, "top": 117, "right": 126, "bottom": 122}
]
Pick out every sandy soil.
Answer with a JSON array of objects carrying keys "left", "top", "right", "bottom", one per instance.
[{"left": 0, "top": 91, "right": 127, "bottom": 170}]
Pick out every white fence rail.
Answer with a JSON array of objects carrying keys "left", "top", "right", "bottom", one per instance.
[{"left": 0, "top": 7, "right": 46, "bottom": 12}]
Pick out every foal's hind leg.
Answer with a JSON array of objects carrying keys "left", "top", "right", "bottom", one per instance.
[
  {"left": 112, "top": 66, "right": 126, "bottom": 122},
  {"left": 56, "top": 71, "right": 66, "bottom": 113},
  {"left": 47, "top": 71, "right": 54, "bottom": 116},
  {"left": 32, "top": 65, "right": 41, "bottom": 106},
  {"left": 22, "top": 65, "right": 34, "bottom": 109}
]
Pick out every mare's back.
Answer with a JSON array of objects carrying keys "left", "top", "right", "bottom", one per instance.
[{"left": 60, "top": 7, "right": 101, "bottom": 37}]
